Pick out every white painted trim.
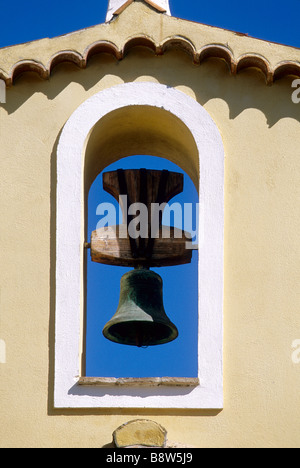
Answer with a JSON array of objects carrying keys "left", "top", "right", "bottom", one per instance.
[
  {"left": 55, "top": 82, "right": 224, "bottom": 409},
  {"left": 106, "top": 0, "right": 171, "bottom": 22}
]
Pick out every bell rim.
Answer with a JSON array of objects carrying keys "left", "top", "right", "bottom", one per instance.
[{"left": 102, "top": 319, "right": 179, "bottom": 347}]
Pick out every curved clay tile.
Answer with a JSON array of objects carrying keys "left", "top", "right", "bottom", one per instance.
[
  {"left": 11, "top": 60, "right": 49, "bottom": 84},
  {"left": 273, "top": 61, "right": 300, "bottom": 82},
  {"left": 160, "top": 36, "right": 197, "bottom": 62},
  {"left": 49, "top": 50, "right": 85, "bottom": 74},
  {"left": 84, "top": 41, "right": 122, "bottom": 62},
  {"left": 122, "top": 36, "right": 158, "bottom": 57},
  {"left": 236, "top": 54, "right": 272, "bottom": 84},
  {"left": 199, "top": 44, "right": 234, "bottom": 72}
]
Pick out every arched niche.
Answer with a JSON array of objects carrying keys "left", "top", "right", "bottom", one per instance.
[
  {"left": 84, "top": 105, "right": 199, "bottom": 192},
  {"left": 55, "top": 82, "right": 224, "bottom": 409}
]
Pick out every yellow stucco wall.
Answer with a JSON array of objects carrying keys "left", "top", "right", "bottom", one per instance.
[{"left": 0, "top": 2, "right": 300, "bottom": 447}]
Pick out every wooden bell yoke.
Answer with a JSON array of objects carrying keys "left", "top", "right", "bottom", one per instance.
[{"left": 90, "top": 168, "right": 193, "bottom": 269}]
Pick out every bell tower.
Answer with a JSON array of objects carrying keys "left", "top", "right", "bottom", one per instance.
[{"left": 106, "top": 0, "right": 171, "bottom": 22}]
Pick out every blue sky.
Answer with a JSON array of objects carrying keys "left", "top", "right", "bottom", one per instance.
[{"left": 0, "top": 0, "right": 299, "bottom": 49}]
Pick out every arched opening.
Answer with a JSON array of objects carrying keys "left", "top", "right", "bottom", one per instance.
[
  {"left": 83, "top": 104, "right": 200, "bottom": 379},
  {"left": 55, "top": 82, "right": 224, "bottom": 408},
  {"left": 85, "top": 155, "right": 199, "bottom": 378}
]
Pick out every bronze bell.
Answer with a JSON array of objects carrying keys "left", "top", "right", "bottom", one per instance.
[{"left": 102, "top": 269, "right": 178, "bottom": 347}]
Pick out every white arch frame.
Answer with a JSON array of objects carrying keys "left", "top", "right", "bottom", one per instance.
[{"left": 54, "top": 82, "right": 224, "bottom": 409}]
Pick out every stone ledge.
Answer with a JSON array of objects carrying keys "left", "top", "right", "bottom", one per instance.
[{"left": 78, "top": 377, "right": 200, "bottom": 387}]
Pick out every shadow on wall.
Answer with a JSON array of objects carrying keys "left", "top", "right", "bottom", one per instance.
[{"left": 2, "top": 48, "right": 299, "bottom": 127}]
